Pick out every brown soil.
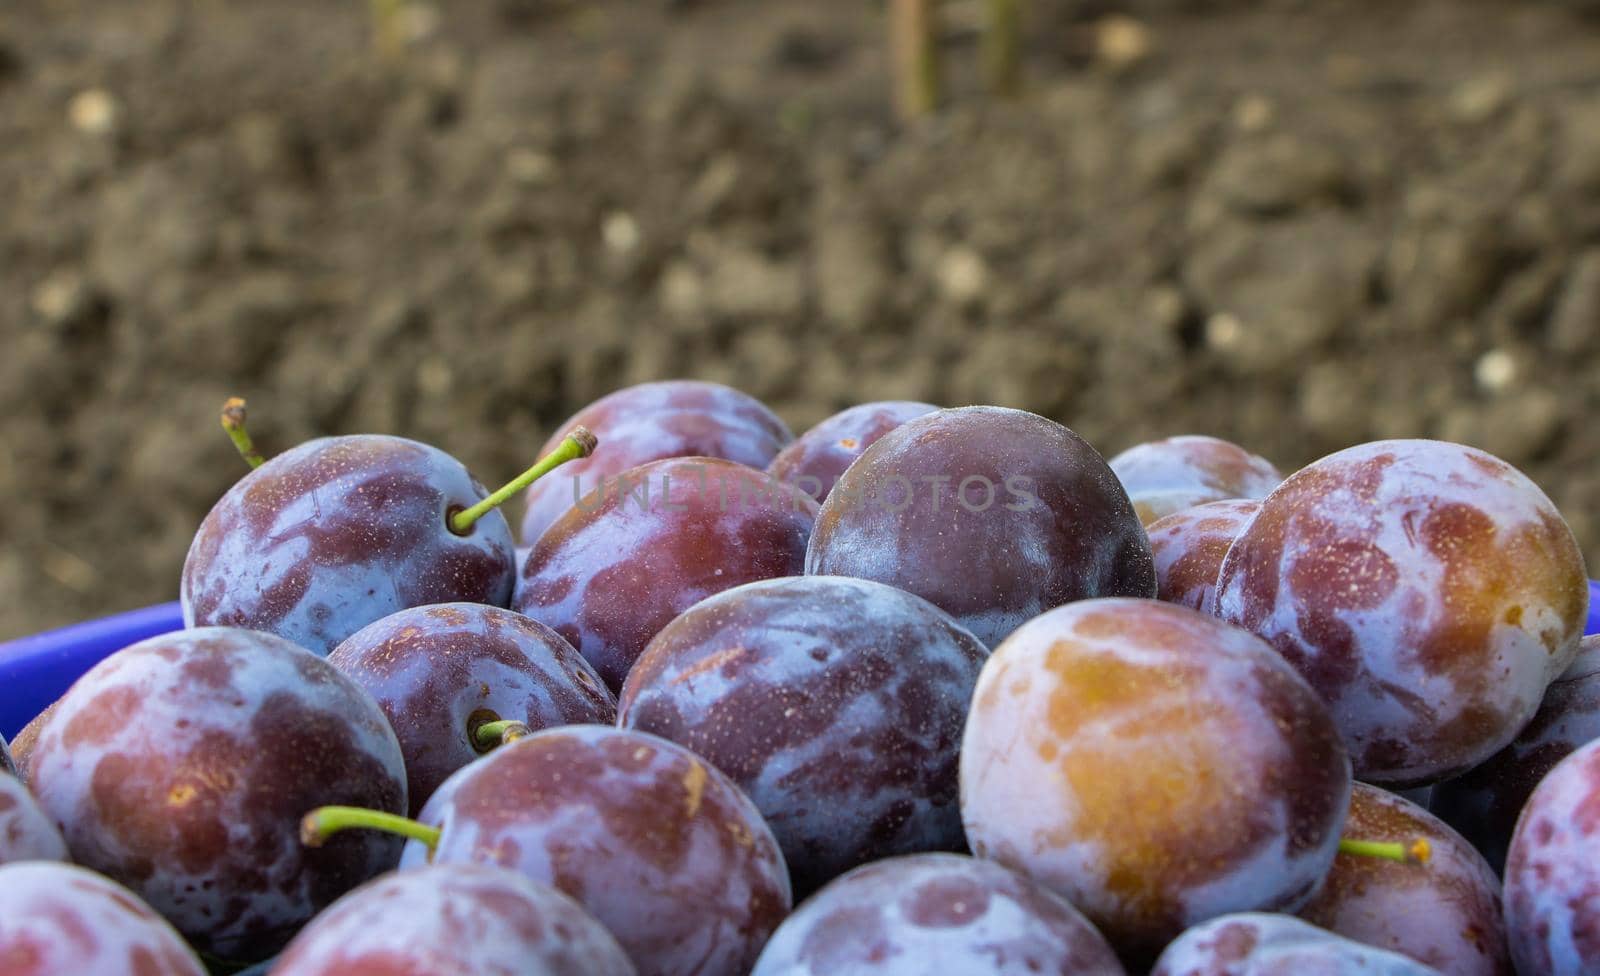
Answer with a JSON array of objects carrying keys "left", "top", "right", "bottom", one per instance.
[{"left": 5, "top": 0, "right": 1600, "bottom": 639}]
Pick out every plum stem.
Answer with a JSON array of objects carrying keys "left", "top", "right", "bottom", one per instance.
[
  {"left": 301, "top": 806, "right": 441, "bottom": 854},
  {"left": 1338, "top": 836, "right": 1432, "bottom": 865},
  {"left": 220, "top": 398, "right": 265, "bottom": 470},
  {"left": 449, "top": 426, "right": 598, "bottom": 536},
  {"left": 471, "top": 719, "right": 531, "bottom": 753}
]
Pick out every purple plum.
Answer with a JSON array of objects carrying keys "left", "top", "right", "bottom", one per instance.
[
  {"left": 1150, "top": 913, "right": 1444, "bottom": 975},
  {"left": 1108, "top": 434, "right": 1283, "bottom": 526},
  {"left": 0, "top": 774, "right": 67, "bottom": 865},
  {"left": 767, "top": 401, "right": 938, "bottom": 504},
  {"left": 1147, "top": 498, "right": 1261, "bottom": 615},
  {"left": 1503, "top": 737, "right": 1600, "bottom": 975}
]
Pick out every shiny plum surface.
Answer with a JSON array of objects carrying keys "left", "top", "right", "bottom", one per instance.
[
  {"left": 1151, "top": 913, "right": 1444, "bottom": 975},
  {"left": 1108, "top": 435, "right": 1282, "bottom": 526},
  {"left": 806, "top": 407, "right": 1156, "bottom": 648},
  {"left": 619, "top": 575, "right": 987, "bottom": 895},
  {"left": 329, "top": 602, "right": 616, "bottom": 816},
  {"left": 1503, "top": 737, "right": 1600, "bottom": 975},
  {"left": 183, "top": 435, "right": 516, "bottom": 656},
  {"left": 402, "top": 725, "right": 791, "bottom": 976},
  {"left": 519, "top": 380, "right": 793, "bottom": 545},
  {"left": 516, "top": 456, "right": 817, "bottom": 690},
  {"left": 767, "top": 401, "right": 938, "bottom": 504},
  {"left": 1214, "top": 439, "right": 1589, "bottom": 786},
  {"left": 1148, "top": 499, "right": 1262, "bottom": 615},
  {"left": 28, "top": 627, "right": 408, "bottom": 963},
  {"left": 960, "top": 598, "right": 1350, "bottom": 962}
]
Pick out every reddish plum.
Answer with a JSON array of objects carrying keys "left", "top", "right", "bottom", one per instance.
[
  {"left": 1503, "top": 737, "right": 1600, "bottom": 975},
  {"left": 960, "top": 598, "right": 1350, "bottom": 961},
  {"left": 1214, "top": 439, "right": 1589, "bottom": 786},
  {"left": 1150, "top": 913, "right": 1444, "bottom": 975},
  {"left": 1432, "top": 636, "right": 1600, "bottom": 874},
  {"left": 0, "top": 861, "right": 208, "bottom": 976},
  {"left": 1148, "top": 499, "right": 1261, "bottom": 614},
  {"left": 1108, "top": 435, "right": 1282, "bottom": 526},
  {"left": 0, "top": 774, "right": 67, "bottom": 864},
  {"left": 329, "top": 602, "right": 616, "bottom": 815},
  {"left": 393, "top": 725, "right": 791, "bottom": 976},
  {"left": 183, "top": 434, "right": 518, "bottom": 655},
  {"left": 519, "top": 380, "right": 793, "bottom": 545},
  {"left": 272, "top": 863, "right": 636, "bottom": 976},
  {"left": 1297, "top": 783, "right": 1510, "bottom": 975},
  {"left": 806, "top": 407, "right": 1156, "bottom": 648},
  {"left": 767, "top": 401, "right": 938, "bottom": 504},
  {"left": 618, "top": 575, "right": 987, "bottom": 895},
  {"left": 516, "top": 456, "right": 817, "bottom": 690},
  {"left": 750, "top": 853, "right": 1125, "bottom": 975},
  {"left": 28, "top": 627, "right": 408, "bottom": 964}
]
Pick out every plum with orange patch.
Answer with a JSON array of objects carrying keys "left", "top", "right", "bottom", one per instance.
[
  {"left": 1297, "top": 783, "right": 1510, "bottom": 975},
  {"left": 1503, "top": 737, "right": 1600, "bottom": 975},
  {"left": 1148, "top": 499, "right": 1261, "bottom": 615},
  {"left": 26, "top": 627, "right": 408, "bottom": 964},
  {"left": 619, "top": 575, "right": 987, "bottom": 896},
  {"left": 959, "top": 598, "right": 1350, "bottom": 963},
  {"left": 1108, "top": 435, "right": 1282, "bottom": 526},
  {"left": 329, "top": 602, "right": 617, "bottom": 816},
  {"left": 1150, "top": 913, "right": 1444, "bottom": 975},
  {"left": 1214, "top": 439, "right": 1589, "bottom": 786},
  {"left": 750, "top": 853, "right": 1125, "bottom": 975},
  {"left": 400, "top": 725, "right": 790, "bottom": 976},
  {"left": 767, "top": 401, "right": 938, "bottom": 504}
]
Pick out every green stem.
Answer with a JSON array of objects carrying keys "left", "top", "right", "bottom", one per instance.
[
  {"left": 221, "top": 398, "right": 265, "bottom": 470},
  {"left": 301, "top": 805, "right": 440, "bottom": 854},
  {"left": 1338, "top": 836, "right": 1431, "bottom": 865},
  {"left": 449, "top": 426, "right": 597, "bottom": 536},
  {"left": 983, "top": 0, "right": 1022, "bottom": 98},
  {"left": 890, "top": 0, "right": 940, "bottom": 120},
  {"left": 471, "top": 719, "right": 531, "bottom": 752}
]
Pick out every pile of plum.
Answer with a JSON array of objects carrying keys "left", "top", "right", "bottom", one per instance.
[{"left": 3, "top": 379, "right": 1598, "bottom": 975}]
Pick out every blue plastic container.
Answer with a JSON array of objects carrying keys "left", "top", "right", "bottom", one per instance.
[{"left": 5, "top": 582, "right": 1600, "bottom": 741}]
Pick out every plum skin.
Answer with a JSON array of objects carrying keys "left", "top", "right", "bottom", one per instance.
[
  {"left": 618, "top": 574, "right": 988, "bottom": 896},
  {"left": 1214, "top": 438, "right": 1589, "bottom": 786},
  {"left": 1108, "top": 434, "right": 1282, "bottom": 526},
  {"left": 1147, "top": 498, "right": 1261, "bottom": 615},
  {"left": 1503, "top": 737, "right": 1600, "bottom": 975},
  {"left": 183, "top": 434, "right": 516, "bottom": 656},
  {"left": 329, "top": 602, "right": 617, "bottom": 816},
  {"left": 0, "top": 773, "right": 68, "bottom": 864},
  {"left": 766, "top": 401, "right": 938, "bottom": 504},
  {"left": 27, "top": 627, "right": 408, "bottom": 964},
  {"left": 959, "top": 597, "right": 1351, "bottom": 962},
  {"left": 1151, "top": 913, "right": 1445, "bottom": 975}
]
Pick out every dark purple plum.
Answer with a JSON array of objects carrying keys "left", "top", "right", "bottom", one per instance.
[
  {"left": 0, "top": 861, "right": 208, "bottom": 976},
  {"left": 28, "top": 627, "right": 408, "bottom": 964},
  {"left": 519, "top": 380, "right": 793, "bottom": 545},
  {"left": 1432, "top": 636, "right": 1600, "bottom": 874},
  {"left": 750, "top": 853, "right": 1125, "bottom": 975},
  {"left": 1503, "top": 737, "right": 1600, "bottom": 975},
  {"left": 0, "top": 774, "right": 67, "bottom": 864},
  {"left": 392, "top": 725, "right": 791, "bottom": 976},
  {"left": 805, "top": 406, "right": 1156, "bottom": 648},
  {"left": 767, "top": 401, "right": 938, "bottom": 504},
  {"left": 1214, "top": 439, "right": 1589, "bottom": 786},
  {"left": 272, "top": 863, "right": 636, "bottom": 976},
  {"left": 1108, "top": 435, "right": 1283, "bottom": 526},
  {"left": 1150, "top": 913, "right": 1444, "bottom": 975},
  {"left": 1147, "top": 498, "right": 1261, "bottom": 615},
  {"left": 961, "top": 598, "right": 1350, "bottom": 962},
  {"left": 516, "top": 456, "right": 817, "bottom": 691},
  {"left": 1297, "top": 783, "right": 1510, "bottom": 975},
  {"left": 329, "top": 602, "right": 617, "bottom": 816},
  {"left": 618, "top": 575, "right": 987, "bottom": 895},
  {"left": 182, "top": 434, "right": 518, "bottom": 656}
]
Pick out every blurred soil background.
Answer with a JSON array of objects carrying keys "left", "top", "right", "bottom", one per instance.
[{"left": 5, "top": 0, "right": 1600, "bottom": 638}]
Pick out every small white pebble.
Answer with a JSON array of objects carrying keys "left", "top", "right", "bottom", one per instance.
[
  {"left": 1205, "top": 312, "right": 1244, "bottom": 351},
  {"left": 68, "top": 89, "right": 119, "bottom": 136},
  {"left": 1475, "top": 348, "right": 1517, "bottom": 393},
  {"left": 603, "top": 212, "right": 641, "bottom": 254}
]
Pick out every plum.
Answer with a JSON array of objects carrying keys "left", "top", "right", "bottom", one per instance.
[
  {"left": 0, "top": 861, "right": 208, "bottom": 976},
  {"left": 767, "top": 401, "right": 939, "bottom": 504},
  {"left": 1150, "top": 913, "right": 1444, "bottom": 975},
  {"left": 182, "top": 434, "right": 519, "bottom": 656},
  {"left": 0, "top": 735, "right": 13, "bottom": 777},
  {"left": 1147, "top": 499, "right": 1261, "bottom": 614},
  {"left": 329, "top": 602, "right": 617, "bottom": 816},
  {"left": 1108, "top": 435, "right": 1283, "bottom": 526},
  {"left": 272, "top": 862, "right": 636, "bottom": 976},
  {"left": 1431, "top": 636, "right": 1600, "bottom": 874},
  {"left": 960, "top": 598, "right": 1350, "bottom": 962},
  {"left": 27, "top": 627, "right": 408, "bottom": 964},
  {"left": 1297, "top": 783, "right": 1510, "bottom": 975},
  {"left": 8, "top": 699, "right": 57, "bottom": 783},
  {"left": 805, "top": 406, "right": 1156, "bottom": 648},
  {"left": 516, "top": 456, "right": 817, "bottom": 691},
  {"left": 1503, "top": 737, "right": 1600, "bottom": 974},
  {"left": 750, "top": 853, "right": 1125, "bottom": 975},
  {"left": 388, "top": 725, "right": 791, "bottom": 976},
  {"left": 519, "top": 380, "right": 793, "bottom": 545},
  {"left": 618, "top": 575, "right": 987, "bottom": 895},
  {"left": 0, "top": 773, "right": 67, "bottom": 864},
  {"left": 1214, "top": 439, "right": 1589, "bottom": 786}
]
